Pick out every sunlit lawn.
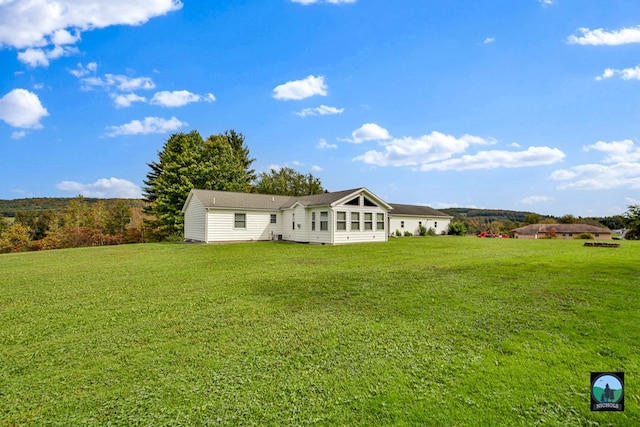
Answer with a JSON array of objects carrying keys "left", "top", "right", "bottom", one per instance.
[{"left": 1, "top": 237, "right": 639, "bottom": 425}]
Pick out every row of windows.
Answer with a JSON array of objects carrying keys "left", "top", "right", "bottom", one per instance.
[
  {"left": 335, "top": 211, "right": 384, "bottom": 231},
  {"left": 234, "top": 212, "right": 385, "bottom": 231}
]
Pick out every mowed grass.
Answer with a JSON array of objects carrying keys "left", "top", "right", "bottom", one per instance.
[{"left": 1, "top": 238, "right": 639, "bottom": 426}]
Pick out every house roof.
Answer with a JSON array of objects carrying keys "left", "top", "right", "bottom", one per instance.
[
  {"left": 187, "top": 189, "right": 293, "bottom": 210},
  {"left": 388, "top": 203, "right": 451, "bottom": 218},
  {"left": 511, "top": 223, "right": 611, "bottom": 235},
  {"left": 184, "top": 187, "right": 392, "bottom": 212}
]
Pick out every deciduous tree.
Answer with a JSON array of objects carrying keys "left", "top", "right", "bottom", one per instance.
[
  {"left": 253, "top": 167, "right": 324, "bottom": 196},
  {"left": 624, "top": 204, "right": 640, "bottom": 240}
]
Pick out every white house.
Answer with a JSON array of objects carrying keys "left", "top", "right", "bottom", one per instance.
[
  {"left": 388, "top": 203, "right": 452, "bottom": 236},
  {"left": 182, "top": 187, "right": 392, "bottom": 245}
]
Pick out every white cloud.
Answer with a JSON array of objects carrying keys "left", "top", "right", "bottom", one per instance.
[
  {"left": 311, "top": 165, "right": 324, "bottom": 172},
  {"left": 552, "top": 139, "right": 640, "bottom": 190},
  {"left": 317, "top": 138, "right": 337, "bottom": 149},
  {"left": 0, "top": 89, "right": 49, "bottom": 129},
  {"left": 11, "top": 131, "right": 27, "bottom": 139},
  {"left": 353, "top": 131, "right": 495, "bottom": 166},
  {"left": 353, "top": 130, "right": 563, "bottom": 171},
  {"left": 292, "top": 0, "right": 355, "bottom": 4},
  {"left": 483, "top": 37, "right": 495, "bottom": 44},
  {"left": 583, "top": 139, "right": 640, "bottom": 163},
  {"left": 295, "top": 105, "right": 344, "bottom": 117},
  {"left": 567, "top": 26, "right": 640, "bottom": 46},
  {"left": 106, "top": 116, "right": 186, "bottom": 137},
  {"left": 596, "top": 65, "right": 640, "bottom": 81},
  {"left": 539, "top": 0, "right": 553, "bottom": 5},
  {"left": 273, "top": 75, "right": 327, "bottom": 100},
  {"left": 150, "top": 90, "right": 215, "bottom": 107},
  {"left": 69, "top": 62, "right": 97, "bottom": 78},
  {"left": 111, "top": 93, "right": 147, "bottom": 108},
  {"left": 0, "top": 1, "right": 183, "bottom": 65},
  {"left": 56, "top": 177, "right": 141, "bottom": 198},
  {"left": 521, "top": 195, "right": 550, "bottom": 205},
  {"left": 344, "top": 123, "right": 392, "bottom": 144},
  {"left": 18, "top": 44, "right": 79, "bottom": 67},
  {"left": 552, "top": 162, "right": 640, "bottom": 190},
  {"left": 417, "top": 146, "right": 565, "bottom": 171}
]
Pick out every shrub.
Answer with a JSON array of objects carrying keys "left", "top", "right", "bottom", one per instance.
[
  {"left": 427, "top": 227, "right": 437, "bottom": 236},
  {"left": 447, "top": 221, "right": 467, "bottom": 236},
  {"left": 395, "top": 229, "right": 402, "bottom": 237},
  {"left": 418, "top": 224, "right": 427, "bottom": 236},
  {"left": 404, "top": 231, "right": 413, "bottom": 237},
  {"left": 576, "top": 233, "right": 594, "bottom": 240}
]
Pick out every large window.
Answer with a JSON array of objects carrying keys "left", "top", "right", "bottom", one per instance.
[
  {"left": 377, "top": 213, "right": 384, "bottom": 230},
  {"left": 336, "top": 211, "right": 346, "bottom": 231},
  {"left": 351, "top": 212, "right": 360, "bottom": 231},
  {"left": 312, "top": 212, "right": 316, "bottom": 231},
  {"left": 270, "top": 214, "right": 277, "bottom": 224},
  {"left": 364, "top": 213, "right": 373, "bottom": 230},
  {"left": 320, "top": 211, "right": 329, "bottom": 231},
  {"left": 234, "top": 213, "right": 246, "bottom": 229}
]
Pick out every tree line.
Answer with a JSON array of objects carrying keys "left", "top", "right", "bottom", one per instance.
[{"left": 0, "top": 196, "right": 143, "bottom": 253}]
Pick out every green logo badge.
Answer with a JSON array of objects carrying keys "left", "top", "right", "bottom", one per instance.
[{"left": 591, "top": 372, "right": 624, "bottom": 411}]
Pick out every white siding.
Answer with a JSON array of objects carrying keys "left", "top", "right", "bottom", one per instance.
[
  {"left": 332, "top": 205, "right": 387, "bottom": 244},
  {"left": 206, "top": 209, "right": 282, "bottom": 242},
  {"left": 390, "top": 216, "right": 450, "bottom": 236},
  {"left": 305, "top": 208, "right": 333, "bottom": 245},
  {"left": 184, "top": 196, "right": 206, "bottom": 242}
]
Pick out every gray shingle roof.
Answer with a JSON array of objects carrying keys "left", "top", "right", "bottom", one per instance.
[
  {"left": 189, "top": 189, "right": 294, "bottom": 210},
  {"left": 388, "top": 203, "right": 451, "bottom": 218},
  {"left": 512, "top": 223, "right": 611, "bottom": 235},
  {"left": 188, "top": 188, "right": 381, "bottom": 211}
]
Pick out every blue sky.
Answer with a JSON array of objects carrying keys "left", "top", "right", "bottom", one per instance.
[{"left": 1, "top": 0, "right": 640, "bottom": 217}]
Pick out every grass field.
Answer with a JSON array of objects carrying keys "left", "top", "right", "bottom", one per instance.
[{"left": 1, "top": 237, "right": 639, "bottom": 426}]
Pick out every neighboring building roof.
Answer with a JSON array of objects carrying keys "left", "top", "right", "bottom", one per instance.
[
  {"left": 512, "top": 223, "right": 611, "bottom": 235},
  {"left": 388, "top": 203, "right": 452, "bottom": 218},
  {"left": 184, "top": 187, "right": 392, "bottom": 212}
]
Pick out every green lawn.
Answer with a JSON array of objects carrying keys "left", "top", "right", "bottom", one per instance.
[{"left": 1, "top": 238, "right": 639, "bottom": 426}]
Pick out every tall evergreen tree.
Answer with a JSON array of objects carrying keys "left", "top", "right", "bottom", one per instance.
[{"left": 143, "top": 130, "right": 255, "bottom": 238}]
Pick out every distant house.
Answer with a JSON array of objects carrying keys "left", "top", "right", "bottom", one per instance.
[
  {"left": 182, "top": 187, "right": 392, "bottom": 245},
  {"left": 511, "top": 224, "right": 612, "bottom": 240},
  {"left": 388, "top": 203, "right": 452, "bottom": 236}
]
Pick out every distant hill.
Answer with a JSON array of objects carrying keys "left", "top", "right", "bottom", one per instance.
[
  {"left": 0, "top": 198, "right": 145, "bottom": 217},
  {"left": 439, "top": 207, "right": 544, "bottom": 223}
]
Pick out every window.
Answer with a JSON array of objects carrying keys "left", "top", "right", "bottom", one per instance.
[
  {"left": 234, "top": 213, "right": 246, "bottom": 229},
  {"left": 346, "top": 197, "right": 359, "bottom": 206},
  {"left": 401, "top": 221, "right": 405, "bottom": 228},
  {"left": 377, "top": 213, "right": 384, "bottom": 230},
  {"left": 434, "top": 221, "right": 438, "bottom": 228},
  {"left": 270, "top": 214, "right": 277, "bottom": 224},
  {"left": 363, "top": 197, "right": 377, "bottom": 207},
  {"left": 364, "top": 213, "right": 373, "bottom": 230},
  {"left": 292, "top": 213, "right": 295, "bottom": 230},
  {"left": 351, "top": 212, "right": 360, "bottom": 231},
  {"left": 320, "top": 211, "right": 328, "bottom": 231},
  {"left": 337, "top": 211, "right": 346, "bottom": 231},
  {"left": 312, "top": 212, "right": 316, "bottom": 231}
]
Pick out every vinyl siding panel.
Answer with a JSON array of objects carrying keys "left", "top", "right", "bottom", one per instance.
[
  {"left": 390, "top": 216, "right": 451, "bottom": 236},
  {"left": 184, "top": 196, "right": 206, "bottom": 242},
  {"left": 206, "top": 209, "right": 281, "bottom": 242}
]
